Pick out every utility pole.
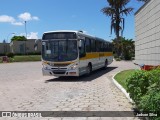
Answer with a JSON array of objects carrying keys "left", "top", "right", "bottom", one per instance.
[
  {"left": 24, "top": 21, "right": 27, "bottom": 54},
  {"left": 25, "top": 21, "right": 27, "bottom": 38}
]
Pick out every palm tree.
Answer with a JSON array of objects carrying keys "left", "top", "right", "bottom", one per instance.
[{"left": 101, "top": 0, "right": 133, "bottom": 39}]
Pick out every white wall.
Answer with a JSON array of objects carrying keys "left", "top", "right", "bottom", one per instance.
[{"left": 135, "top": 0, "right": 160, "bottom": 66}]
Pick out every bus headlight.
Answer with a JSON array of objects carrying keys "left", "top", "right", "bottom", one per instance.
[
  {"left": 43, "top": 64, "right": 48, "bottom": 69},
  {"left": 69, "top": 64, "right": 78, "bottom": 70}
]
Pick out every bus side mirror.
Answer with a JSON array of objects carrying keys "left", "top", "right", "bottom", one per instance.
[{"left": 78, "top": 40, "right": 82, "bottom": 48}]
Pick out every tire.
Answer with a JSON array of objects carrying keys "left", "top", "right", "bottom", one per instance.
[
  {"left": 86, "top": 64, "right": 92, "bottom": 75},
  {"left": 103, "top": 60, "right": 108, "bottom": 70}
]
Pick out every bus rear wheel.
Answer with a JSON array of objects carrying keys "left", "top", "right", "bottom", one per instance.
[
  {"left": 86, "top": 64, "right": 92, "bottom": 75},
  {"left": 104, "top": 60, "right": 108, "bottom": 70}
]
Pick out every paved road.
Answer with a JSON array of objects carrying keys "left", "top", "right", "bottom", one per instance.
[{"left": 0, "top": 61, "right": 139, "bottom": 120}]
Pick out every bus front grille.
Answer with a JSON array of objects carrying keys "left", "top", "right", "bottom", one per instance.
[
  {"left": 50, "top": 63, "right": 71, "bottom": 67},
  {"left": 52, "top": 70, "right": 66, "bottom": 74},
  {"left": 51, "top": 68, "right": 67, "bottom": 70}
]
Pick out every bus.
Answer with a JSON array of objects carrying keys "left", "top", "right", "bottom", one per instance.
[{"left": 40, "top": 30, "right": 113, "bottom": 77}]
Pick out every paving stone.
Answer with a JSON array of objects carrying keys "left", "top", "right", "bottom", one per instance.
[{"left": 0, "top": 61, "right": 139, "bottom": 120}]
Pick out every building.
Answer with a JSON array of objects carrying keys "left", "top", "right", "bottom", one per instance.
[
  {"left": 0, "top": 39, "right": 41, "bottom": 55},
  {"left": 10, "top": 39, "right": 42, "bottom": 54},
  {"left": 0, "top": 43, "right": 10, "bottom": 55},
  {"left": 135, "top": 0, "right": 160, "bottom": 67}
]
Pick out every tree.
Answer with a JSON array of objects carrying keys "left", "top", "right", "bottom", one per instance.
[
  {"left": 112, "top": 37, "right": 123, "bottom": 58},
  {"left": 101, "top": 0, "right": 133, "bottom": 39},
  {"left": 121, "top": 38, "right": 134, "bottom": 60},
  {"left": 112, "top": 37, "right": 135, "bottom": 60},
  {"left": 11, "top": 36, "right": 27, "bottom": 42},
  {"left": 101, "top": 0, "right": 133, "bottom": 57}
]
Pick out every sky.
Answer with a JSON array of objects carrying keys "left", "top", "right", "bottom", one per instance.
[{"left": 0, "top": 0, "right": 144, "bottom": 43}]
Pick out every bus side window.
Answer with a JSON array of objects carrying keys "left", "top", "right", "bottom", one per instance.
[
  {"left": 85, "top": 38, "right": 91, "bottom": 52},
  {"left": 106, "top": 43, "right": 109, "bottom": 51},
  {"left": 104, "top": 43, "right": 107, "bottom": 52},
  {"left": 107, "top": 43, "right": 109, "bottom": 52},
  {"left": 79, "top": 40, "right": 86, "bottom": 58},
  {"left": 91, "top": 39, "right": 96, "bottom": 52},
  {"left": 109, "top": 43, "right": 113, "bottom": 52},
  {"left": 108, "top": 43, "right": 111, "bottom": 52},
  {"left": 95, "top": 41, "right": 100, "bottom": 52},
  {"left": 107, "top": 43, "right": 110, "bottom": 52},
  {"left": 100, "top": 42, "right": 104, "bottom": 52}
]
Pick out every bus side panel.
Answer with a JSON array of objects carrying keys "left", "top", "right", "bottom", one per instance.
[
  {"left": 79, "top": 53, "right": 100, "bottom": 72},
  {"left": 79, "top": 52, "right": 113, "bottom": 75},
  {"left": 79, "top": 59, "right": 87, "bottom": 76},
  {"left": 94, "top": 52, "right": 113, "bottom": 69}
]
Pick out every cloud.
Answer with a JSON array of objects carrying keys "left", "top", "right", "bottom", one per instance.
[
  {"left": 32, "top": 16, "right": 39, "bottom": 20},
  {"left": 0, "top": 12, "right": 39, "bottom": 26},
  {"left": 0, "top": 15, "right": 23, "bottom": 26},
  {"left": 11, "top": 22, "right": 23, "bottom": 26},
  {"left": 0, "top": 15, "right": 15, "bottom": 22},
  {"left": 19, "top": 32, "right": 38, "bottom": 39},
  {"left": 18, "top": 12, "right": 39, "bottom": 21},
  {"left": 27, "top": 32, "right": 38, "bottom": 39}
]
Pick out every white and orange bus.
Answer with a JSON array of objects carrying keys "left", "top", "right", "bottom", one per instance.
[{"left": 40, "top": 30, "right": 113, "bottom": 77}]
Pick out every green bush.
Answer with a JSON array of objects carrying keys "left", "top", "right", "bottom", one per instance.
[
  {"left": 0, "top": 57, "right": 2, "bottom": 63},
  {"left": 14, "top": 52, "right": 41, "bottom": 56},
  {"left": 124, "top": 53, "right": 132, "bottom": 60},
  {"left": 0, "top": 54, "right": 5, "bottom": 56},
  {"left": 148, "top": 69, "right": 160, "bottom": 88},
  {"left": 115, "top": 58, "right": 121, "bottom": 61},
  {"left": 114, "top": 54, "right": 118, "bottom": 58},
  {"left": 27, "top": 52, "right": 41, "bottom": 55},
  {"left": 15, "top": 53, "right": 23, "bottom": 56},
  {"left": 6, "top": 53, "right": 14, "bottom": 58},
  {"left": 119, "top": 55, "right": 124, "bottom": 60},
  {"left": 126, "top": 70, "right": 151, "bottom": 105},
  {"left": 139, "top": 90, "right": 160, "bottom": 120},
  {"left": 126, "top": 69, "right": 160, "bottom": 120}
]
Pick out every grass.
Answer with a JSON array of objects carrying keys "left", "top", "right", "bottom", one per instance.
[
  {"left": 11, "top": 55, "right": 41, "bottom": 62},
  {"left": 114, "top": 69, "right": 136, "bottom": 90},
  {"left": 0, "top": 55, "right": 41, "bottom": 63}
]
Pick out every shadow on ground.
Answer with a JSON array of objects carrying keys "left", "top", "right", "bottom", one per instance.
[{"left": 45, "top": 67, "right": 117, "bottom": 83}]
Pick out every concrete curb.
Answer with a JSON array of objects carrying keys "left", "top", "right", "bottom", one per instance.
[{"left": 112, "top": 71, "right": 133, "bottom": 103}]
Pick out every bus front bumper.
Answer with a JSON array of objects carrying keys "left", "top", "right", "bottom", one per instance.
[{"left": 42, "top": 68, "right": 79, "bottom": 77}]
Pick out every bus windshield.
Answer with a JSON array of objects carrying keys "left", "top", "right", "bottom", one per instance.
[{"left": 42, "top": 40, "right": 78, "bottom": 62}]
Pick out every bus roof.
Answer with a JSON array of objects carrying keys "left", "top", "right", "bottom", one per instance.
[
  {"left": 44, "top": 30, "right": 78, "bottom": 34},
  {"left": 43, "top": 30, "right": 111, "bottom": 43}
]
